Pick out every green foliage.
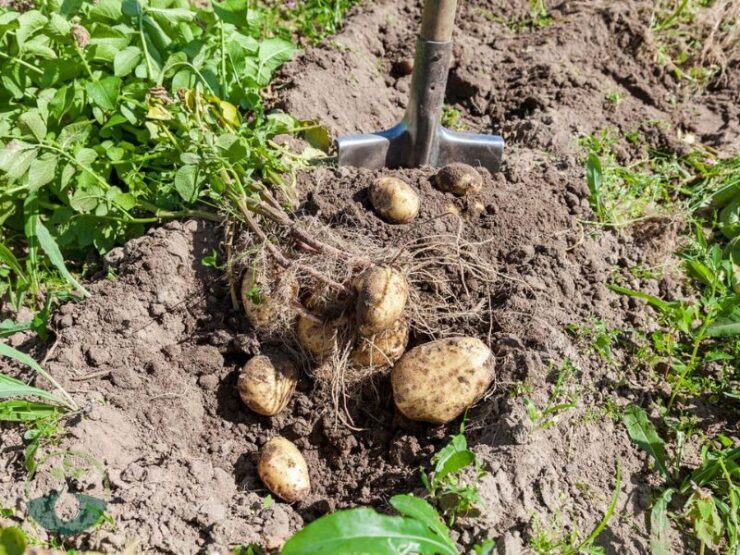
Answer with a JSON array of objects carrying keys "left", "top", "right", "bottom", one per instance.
[
  {"left": 623, "top": 405, "right": 669, "bottom": 478},
  {"left": 441, "top": 105, "right": 467, "bottom": 132},
  {"left": 258, "top": 0, "right": 359, "bottom": 45},
  {"left": 421, "top": 423, "right": 484, "bottom": 524},
  {"left": 567, "top": 318, "right": 619, "bottom": 364},
  {"left": 282, "top": 494, "right": 459, "bottom": 555},
  {"left": 0, "top": 0, "right": 332, "bottom": 329},
  {"left": 0, "top": 526, "right": 26, "bottom": 555},
  {"left": 522, "top": 359, "right": 579, "bottom": 432}
]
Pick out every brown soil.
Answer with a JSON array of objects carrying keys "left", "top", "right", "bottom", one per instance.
[{"left": 1, "top": 0, "right": 738, "bottom": 553}]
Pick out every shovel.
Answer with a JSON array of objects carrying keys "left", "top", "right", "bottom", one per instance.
[{"left": 336, "top": 0, "right": 504, "bottom": 173}]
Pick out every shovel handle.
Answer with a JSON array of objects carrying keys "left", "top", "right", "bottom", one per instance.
[{"left": 420, "top": 0, "right": 458, "bottom": 41}]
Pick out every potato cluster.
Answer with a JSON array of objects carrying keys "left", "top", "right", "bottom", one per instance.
[{"left": 236, "top": 166, "right": 494, "bottom": 504}]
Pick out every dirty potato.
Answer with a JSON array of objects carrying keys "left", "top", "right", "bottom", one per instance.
[
  {"left": 433, "top": 163, "right": 483, "bottom": 197},
  {"left": 354, "top": 266, "right": 408, "bottom": 335},
  {"left": 258, "top": 437, "right": 310, "bottom": 502},
  {"left": 351, "top": 318, "right": 409, "bottom": 368},
  {"left": 241, "top": 269, "right": 298, "bottom": 332},
  {"left": 296, "top": 313, "right": 341, "bottom": 359},
  {"left": 237, "top": 353, "right": 298, "bottom": 416},
  {"left": 391, "top": 337, "right": 494, "bottom": 424},
  {"left": 369, "top": 176, "right": 420, "bottom": 224}
]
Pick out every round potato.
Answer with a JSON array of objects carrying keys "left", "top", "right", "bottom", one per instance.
[
  {"left": 241, "top": 269, "right": 298, "bottom": 332},
  {"left": 369, "top": 177, "right": 420, "bottom": 224},
  {"left": 433, "top": 163, "right": 483, "bottom": 197},
  {"left": 354, "top": 266, "right": 408, "bottom": 335},
  {"left": 258, "top": 437, "right": 310, "bottom": 502},
  {"left": 296, "top": 313, "right": 340, "bottom": 359},
  {"left": 237, "top": 353, "right": 298, "bottom": 416},
  {"left": 391, "top": 337, "right": 494, "bottom": 424},
  {"left": 351, "top": 318, "right": 409, "bottom": 368}
]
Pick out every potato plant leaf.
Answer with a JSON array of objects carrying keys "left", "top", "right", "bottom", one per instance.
[
  {"left": 281, "top": 495, "right": 458, "bottom": 555},
  {"left": 35, "top": 219, "right": 90, "bottom": 298},
  {"left": 623, "top": 404, "right": 669, "bottom": 478}
]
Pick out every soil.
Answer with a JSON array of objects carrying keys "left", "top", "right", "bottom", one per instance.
[{"left": 1, "top": 0, "right": 738, "bottom": 554}]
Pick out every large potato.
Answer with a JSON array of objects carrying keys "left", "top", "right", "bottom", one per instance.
[
  {"left": 237, "top": 353, "right": 298, "bottom": 416},
  {"left": 391, "top": 337, "right": 494, "bottom": 424},
  {"left": 369, "top": 177, "right": 420, "bottom": 224},
  {"left": 296, "top": 314, "right": 340, "bottom": 359},
  {"left": 241, "top": 269, "right": 298, "bottom": 332},
  {"left": 433, "top": 163, "right": 482, "bottom": 197},
  {"left": 258, "top": 437, "right": 310, "bottom": 502},
  {"left": 351, "top": 318, "right": 409, "bottom": 368},
  {"left": 354, "top": 266, "right": 408, "bottom": 335}
]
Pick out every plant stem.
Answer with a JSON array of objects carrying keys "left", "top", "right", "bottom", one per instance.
[{"left": 0, "top": 51, "right": 44, "bottom": 75}]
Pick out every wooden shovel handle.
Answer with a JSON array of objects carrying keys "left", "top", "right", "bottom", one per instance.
[{"left": 420, "top": 0, "right": 458, "bottom": 41}]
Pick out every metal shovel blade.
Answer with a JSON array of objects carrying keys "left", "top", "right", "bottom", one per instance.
[{"left": 336, "top": 37, "right": 504, "bottom": 174}]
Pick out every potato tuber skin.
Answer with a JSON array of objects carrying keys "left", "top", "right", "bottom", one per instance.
[
  {"left": 351, "top": 318, "right": 409, "bottom": 368},
  {"left": 296, "top": 314, "right": 340, "bottom": 359},
  {"left": 368, "top": 177, "right": 420, "bottom": 224},
  {"left": 354, "top": 266, "right": 408, "bottom": 336},
  {"left": 391, "top": 337, "right": 494, "bottom": 424},
  {"left": 237, "top": 353, "right": 298, "bottom": 416},
  {"left": 433, "top": 163, "right": 483, "bottom": 197},
  {"left": 241, "top": 270, "right": 298, "bottom": 332},
  {"left": 258, "top": 437, "right": 311, "bottom": 502}
]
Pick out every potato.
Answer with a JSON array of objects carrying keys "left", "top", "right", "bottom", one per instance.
[
  {"left": 241, "top": 269, "right": 298, "bottom": 332},
  {"left": 351, "top": 318, "right": 409, "bottom": 368},
  {"left": 391, "top": 337, "right": 494, "bottom": 424},
  {"left": 237, "top": 353, "right": 298, "bottom": 416},
  {"left": 369, "top": 177, "right": 420, "bottom": 224},
  {"left": 433, "top": 163, "right": 483, "bottom": 197},
  {"left": 354, "top": 266, "right": 408, "bottom": 335},
  {"left": 296, "top": 313, "right": 340, "bottom": 359},
  {"left": 258, "top": 437, "right": 310, "bottom": 502}
]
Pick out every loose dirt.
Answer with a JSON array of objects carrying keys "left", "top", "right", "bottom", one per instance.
[{"left": 1, "top": 0, "right": 738, "bottom": 553}]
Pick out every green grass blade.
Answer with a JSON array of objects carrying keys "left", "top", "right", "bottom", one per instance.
[
  {"left": 576, "top": 460, "right": 622, "bottom": 551},
  {"left": 608, "top": 284, "right": 676, "bottom": 314},
  {"left": 650, "top": 488, "right": 675, "bottom": 555},
  {"left": 623, "top": 404, "right": 669, "bottom": 478},
  {"left": 0, "top": 399, "right": 60, "bottom": 422},
  {"left": 0, "top": 344, "right": 76, "bottom": 410},
  {"left": 586, "top": 153, "right": 605, "bottom": 221},
  {"left": 0, "top": 243, "right": 26, "bottom": 281},
  {"left": 35, "top": 219, "right": 90, "bottom": 298},
  {"left": 0, "top": 373, "right": 62, "bottom": 405}
]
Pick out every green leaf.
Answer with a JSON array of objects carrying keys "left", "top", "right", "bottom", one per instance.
[
  {"left": 389, "top": 495, "right": 455, "bottom": 549},
  {"left": 146, "top": 7, "right": 196, "bottom": 22},
  {"left": 607, "top": 284, "right": 677, "bottom": 314},
  {"left": 685, "top": 491, "right": 724, "bottom": 548},
  {"left": 247, "top": 38, "right": 295, "bottom": 86},
  {"left": 19, "top": 111, "right": 47, "bottom": 142},
  {"left": 0, "top": 243, "right": 26, "bottom": 281},
  {"left": 0, "top": 400, "right": 60, "bottom": 422},
  {"left": 114, "top": 46, "right": 142, "bottom": 77},
  {"left": 281, "top": 506, "right": 458, "bottom": 555},
  {"left": 85, "top": 76, "right": 122, "bottom": 112},
  {"left": 27, "top": 155, "right": 57, "bottom": 192},
  {"left": 650, "top": 488, "right": 674, "bottom": 555},
  {"left": 212, "top": 0, "right": 248, "bottom": 26},
  {"left": 15, "top": 10, "right": 48, "bottom": 46},
  {"left": 35, "top": 219, "right": 90, "bottom": 297},
  {"left": 706, "top": 309, "right": 740, "bottom": 338},
  {"left": 586, "top": 152, "right": 605, "bottom": 221},
  {"left": 623, "top": 404, "right": 669, "bottom": 478},
  {"left": 58, "top": 122, "right": 92, "bottom": 150},
  {"left": 0, "top": 526, "right": 27, "bottom": 555},
  {"left": 0, "top": 141, "right": 37, "bottom": 184},
  {"left": 0, "top": 373, "right": 61, "bottom": 405},
  {"left": 174, "top": 164, "right": 198, "bottom": 202}
]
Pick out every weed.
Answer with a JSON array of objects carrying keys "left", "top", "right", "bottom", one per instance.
[
  {"left": 421, "top": 422, "right": 485, "bottom": 525},
  {"left": 624, "top": 405, "right": 739, "bottom": 553},
  {"left": 441, "top": 105, "right": 467, "bottom": 132},
  {"left": 523, "top": 359, "right": 580, "bottom": 432},
  {"left": 605, "top": 91, "right": 624, "bottom": 105},
  {"left": 474, "top": 0, "right": 552, "bottom": 31},
  {"left": 567, "top": 319, "right": 619, "bottom": 365}
]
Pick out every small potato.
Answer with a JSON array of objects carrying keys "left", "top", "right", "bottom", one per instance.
[
  {"left": 296, "top": 314, "right": 340, "bottom": 359},
  {"left": 354, "top": 266, "right": 408, "bottom": 335},
  {"left": 391, "top": 337, "right": 494, "bottom": 424},
  {"left": 351, "top": 318, "right": 409, "bottom": 368},
  {"left": 258, "top": 437, "right": 310, "bottom": 502},
  {"left": 369, "top": 177, "right": 420, "bottom": 224},
  {"left": 433, "top": 163, "right": 483, "bottom": 197},
  {"left": 237, "top": 353, "right": 298, "bottom": 416},
  {"left": 242, "top": 270, "right": 298, "bottom": 332}
]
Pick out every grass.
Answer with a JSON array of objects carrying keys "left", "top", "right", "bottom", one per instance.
[
  {"left": 576, "top": 129, "right": 739, "bottom": 552},
  {"left": 522, "top": 359, "right": 580, "bottom": 433},
  {"left": 476, "top": 0, "right": 553, "bottom": 31}
]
